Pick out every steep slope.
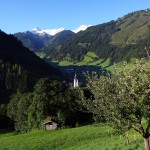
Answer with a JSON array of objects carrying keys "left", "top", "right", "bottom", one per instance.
[
  {"left": 43, "top": 9, "right": 150, "bottom": 64},
  {"left": 45, "top": 21, "right": 119, "bottom": 61},
  {"left": 14, "top": 31, "right": 51, "bottom": 52},
  {"left": 0, "top": 30, "right": 60, "bottom": 76},
  {"left": 14, "top": 25, "right": 89, "bottom": 53},
  {"left": 112, "top": 10, "right": 150, "bottom": 45},
  {"left": 41, "top": 30, "right": 75, "bottom": 59},
  {"left": 0, "top": 30, "right": 61, "bottom": 103}
]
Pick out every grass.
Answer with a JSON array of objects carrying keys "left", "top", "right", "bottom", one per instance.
[
  {"left": 37, "top": 51, "right": 150, "bottom": 74},
  {"left": 58, "top": 52, "right": 111, "bottom": 68},
  {"left": 35, "top": 52, "right": 47, "bottom": 59},
  {"left": 107, "top": 58, "right": 150, "bottom": 71},
  {"left": 86, "top": 52, "right": 98, "bottom": 58},
  {"left": 99, "top": 58, "right": 110, "bottom": 68},
  {"left": 58, "top": 52, "right": 97, "bottom": 66},
  {"left": 111, "top": 13, "right": 150, "bottom": 45},
  {"left": 58, "top": 60, "right": 74, "bottom": 66},
  {"left": 0, "top": 130, "right": 14, "bottom": 138},
  {"left": 0, "top": 124, "right": 144, "bottom": 150}
]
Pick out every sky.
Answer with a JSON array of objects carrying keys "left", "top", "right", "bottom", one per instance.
[{"left": 0, "top": 0, "right": 150, "bottom": 34}]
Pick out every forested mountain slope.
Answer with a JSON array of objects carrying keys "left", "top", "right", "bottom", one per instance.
[
  {"left": 0, "top": 30, "right": 60, "bottom": 103},
  {"left": 14, "top": 31, "right": 51, "bottom": 52},
  {"left": 0, "top": 30, "right": 58, "bottom": 76},
  {"left": 42, "top": 9, "right": 150, "bottom": 64}
]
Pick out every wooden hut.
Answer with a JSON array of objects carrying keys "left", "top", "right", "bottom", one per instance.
[{"left": 43, "top": 116, "right": 58, "bottom": 130}]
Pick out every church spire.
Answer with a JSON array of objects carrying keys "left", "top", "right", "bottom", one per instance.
[{"left": 74, "top": 73, "right": 79, "bottom": 88}]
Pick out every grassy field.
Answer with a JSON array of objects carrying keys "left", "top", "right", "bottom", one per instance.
[
  {"left": 35, "top": 52, "right": 47, "bottom": 59},
  {"left": 0, "top": 124, "right": 144, "bottom": 150},
  {"left": 107, "top": 58, "right": 150, "bottom": 71},
  {"left": 57, "top": 52, "right": 110, "bottom": 68},
  {"left": 37, "top": 51, "right": 150, "bottom": 73}
]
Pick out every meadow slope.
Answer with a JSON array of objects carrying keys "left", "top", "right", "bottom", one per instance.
[{"left": 0, "top": 124, "right": 144, "bottom": 150}]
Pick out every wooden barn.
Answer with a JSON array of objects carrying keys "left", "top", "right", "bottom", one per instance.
[{"left": 43, "top": 116, "right": 58, "bottom": 130}]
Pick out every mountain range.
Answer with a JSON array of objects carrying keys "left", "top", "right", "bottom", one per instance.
[
  {"left": 29, "top": 25, "right": 91, "bottom": 36},
  {"left": 14, "top": 9, "right": 150, "bottom": 65},
  {"left": 14, "top": 25, "right": 90, "bottom": 52}
]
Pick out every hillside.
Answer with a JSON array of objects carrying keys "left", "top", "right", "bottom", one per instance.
[
  {"left": 40, "top": 30, "right": 75, "bottom": 60},
  {"left": 41, "top": 9, "right": 150, "bottom": 64},
  {"left": 0, "top": 30, "right": 58, "bottom": 76},
  {"left": 0, "top": 124, "right": 143, "bottom": 150},
  {"left": 14, "top": 31, "right": 51, "bottom": 52},
  {"left": 112, "top": 10, "right": 150, "bottom": 45},
  {"left": 0, "top": 30, "right": 60, "bottom": 103}
]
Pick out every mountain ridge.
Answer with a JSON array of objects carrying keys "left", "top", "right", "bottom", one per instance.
[
  {"left": 14, "top": 9, "right": 150, "bottom": 64},
  {"left": 44, "top": 9, "right": 150, "bottom": 63},
  {"left": 24, "top": 24, "right": 91, "bottom": 36},
  {"left": 0, "top": 30, "right": 59, "bottom": 76}
]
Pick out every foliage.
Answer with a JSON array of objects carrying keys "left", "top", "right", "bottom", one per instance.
[
  {"left": 28, "top": 78, "right": 63, "bottom": 129},
  {"left": 83, "top": 59, "right": 150, "bottom": 149},
  {"left": 0, "top": 104, "right": 13, "bottom": 130},
  {"left": 2, "top": 75, "right": 93, "bottom": 132},
  {"left": 63, "top": 88, "right": 93, "bottom": 127},
  {"left": 7, "top": 93, "right": 33, "bottom": 132}
]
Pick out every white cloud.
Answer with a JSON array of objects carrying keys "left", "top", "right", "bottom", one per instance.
[{"left": 72, "top": 25, "right": 92, "bottom": 33}]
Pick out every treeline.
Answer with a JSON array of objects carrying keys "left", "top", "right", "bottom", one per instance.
[
  {"left": 0, "top": 61, "right": 27, "bottom": 103},
  {"left": 0, "top": 30, "right": 64, "bottom": 131},
  {"left": 0, "top": 78, "right": 92, "bottom": 132},
  {"left": 0, "top": 61, "right": 92, "bottom": 132}
]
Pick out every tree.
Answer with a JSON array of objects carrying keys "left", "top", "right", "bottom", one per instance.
[
  {"left": 28, "top": 78, "right": 63, "bottom": 130},
  {"left": 63, "top": 88, "right": 93, "bottom": 127},
  {"left": 84, "top": 59, "right": 150, "bottom": 150},
  {"left": 7, "top": 93, "right": 33, "bottom": 132},
  {"left": 28, "top": 78, "right": 50, "bottom": 129},
  {"left": 15, "top": 93, "right": 33, "bottom": 132}
]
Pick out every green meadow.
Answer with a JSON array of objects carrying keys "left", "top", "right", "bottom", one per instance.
[{"left": 0, "top": 124, "right": 144, "bottom": 150}]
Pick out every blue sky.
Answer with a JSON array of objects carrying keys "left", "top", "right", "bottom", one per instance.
[{"left": 0, "top": 0, "right": 150, "bottom": 34}]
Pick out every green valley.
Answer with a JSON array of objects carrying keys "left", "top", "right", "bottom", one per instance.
[{"left": 1, "top": 7, "right": 150, "bottom": 150}]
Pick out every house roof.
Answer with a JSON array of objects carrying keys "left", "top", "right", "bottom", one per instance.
[
  {"left": 43, "top": 116, "right": 59, "bottom": 125},
  {"left": 43, "top": 120, "right": 53, "bottom": 125},
  {"left": 43, "top": 120, "right": 59, "bottom": 125}
]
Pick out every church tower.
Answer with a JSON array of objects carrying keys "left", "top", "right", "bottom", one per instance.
[{"left": 73, "top": 73, "right": 79, "bottom": 88}]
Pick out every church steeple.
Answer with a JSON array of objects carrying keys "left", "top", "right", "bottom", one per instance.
[{"left": 74, "top": 73, "right": 79, "bottom": 88}]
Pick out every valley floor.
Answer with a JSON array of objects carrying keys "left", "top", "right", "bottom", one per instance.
[{"left": 0, "top": 124, "right": 144, "bottom": 150}]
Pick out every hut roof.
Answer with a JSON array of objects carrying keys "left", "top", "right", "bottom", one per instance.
[{"left": 43, "top": 116, "right": 59, "bottom": 125}]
